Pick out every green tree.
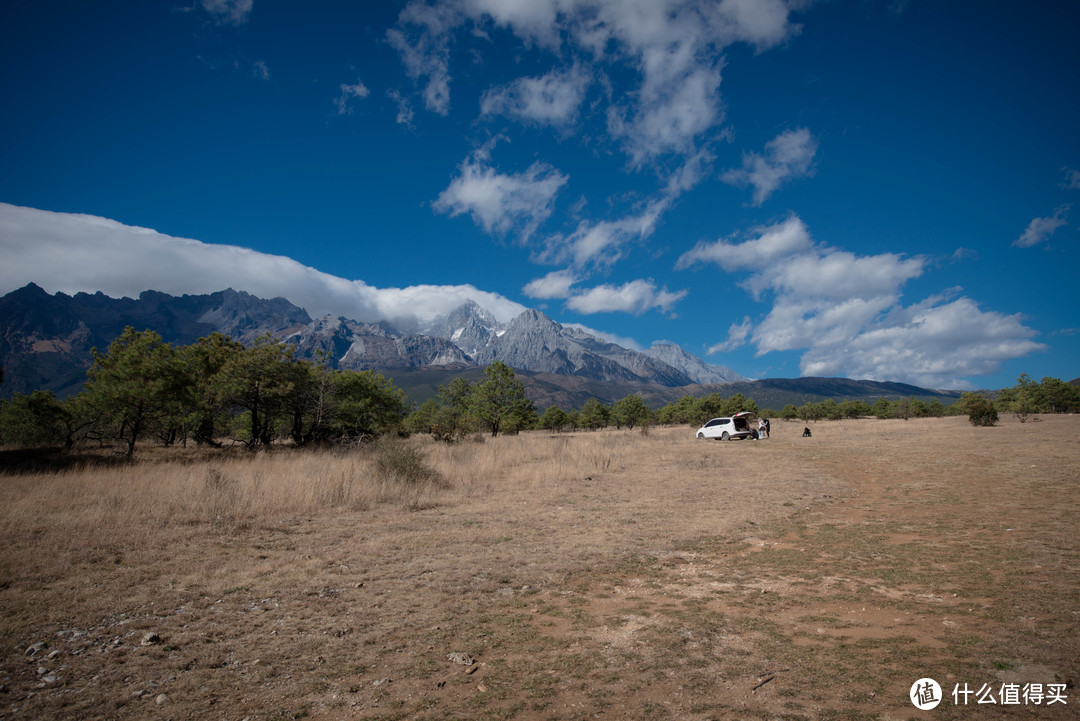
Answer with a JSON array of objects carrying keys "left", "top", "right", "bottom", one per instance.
[
  {"left": 719, "top": 393, "right": 757, "bottom": 417},
  {"left": 539, "top": 405, "right": 568, "bottom": 432},
  {"left": 839, "top": 399, "right": 870, "bottom": 419},
  {"left": 579, "top": 397, "right": 609, "bottom": 430},
  {"left": 657, "top": 395, "right": 697, "bottom": 425},
  {"left": 183, "top": 332, "right": 245, "bottom": 446},
  {"left": 1011, "top": 373, "right": 1037, "bottom": 423},
  {"left": 816, "top": 398, "right": 842, "bottom": 421},
  {"left": 285, "top": 355, "right": 333, "bottom": 446},
  {"left": 780, "top": 404, "right": 799, "bottom": 421},
  {"left": 693, "top": 393, "right": 725, "bottom": 426},
  {"left": 799, "top": 402, "right": 822, "bottom": 423},
  {"left": 406, "top": 397, "right": 441, "bottom": 435},
  {"left": 83, "top": 327, "right": 189, "bottom": 457},
  {"left": 613, "top": 394, "right": 651, "bottom": 430},
  {"left": 1038, "top": 376, "right": 1080, "bottom": 413},
  {"left": 327, "top": 369, "right": 410, "bottom": 440},
  {"left": 993, "top": 386, "right": 1017, "bottom": 414},
  {"left": 908, "top": 397, "right": 929, "bottom": 418},
  {"left": 564, "top": 409, "right": 581, "bottom": 431},
  {"left": 431, "top": 376, "right": 476, "bottom": 441},
  {"left": 217, "top": 334, "right": 298, "bottom": 447},
  {"left": 471, "top": 362, "right": 534, "bottom": 437},
  {"left": 0, "top": 391, "right": 71, "bottom": 447},
  {"left": 963, "top": 392, "right": 998, "bottom": 427}
]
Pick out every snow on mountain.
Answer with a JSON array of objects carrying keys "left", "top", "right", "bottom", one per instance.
[
  {"left": 0, "top": 285, "right": 747, "bottom": 398},
  {"left": 432, "top": 304, "right": 696, "bottom": 386},
  {"left": 288, "top": 315, "right": 471, "bottom": 370}
]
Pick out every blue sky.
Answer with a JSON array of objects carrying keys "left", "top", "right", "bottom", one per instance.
[{"left": 1, "top": 0, "right": 1077, "bottom": 389}]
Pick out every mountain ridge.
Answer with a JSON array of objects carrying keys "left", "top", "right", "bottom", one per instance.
[
  {"left": 0, "top": 283, "right": 740, "bottom": 398},
  {"left": 0, "top": 283, "right": 963, "bottom": 409}
]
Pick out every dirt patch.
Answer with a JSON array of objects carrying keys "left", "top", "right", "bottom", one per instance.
[{"left": 1, "top": 416, "right": 1077, "bottom": 719}]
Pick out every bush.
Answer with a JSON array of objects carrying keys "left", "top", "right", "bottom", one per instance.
[
  {"left": 372, "top": 437, "right": 448, "bottom": 509},
  {"left": 964, "top": 394, "right": 999, "bottom": 427},
  {"left": 0, "top": 391, "right": 70, "bottom": 447}
]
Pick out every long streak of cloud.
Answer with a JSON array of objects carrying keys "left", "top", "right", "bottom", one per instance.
[
  {"left": 0, "top": 203, "right": 527, "bottom": 327},
  {"left": 1014, "top": 204, "right": 1071, "bottom": 248}
]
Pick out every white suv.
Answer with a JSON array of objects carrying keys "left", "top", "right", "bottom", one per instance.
[{"left": 696, "top": 412, "right": 758, "bottom": 441}]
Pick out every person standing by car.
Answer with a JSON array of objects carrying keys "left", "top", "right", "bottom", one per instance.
[
  {"left": 758, "top": 417, "right": 767, "bottom": 439},
  {"left": 764, "top": 418, "right": 771, "bottom": 438}
]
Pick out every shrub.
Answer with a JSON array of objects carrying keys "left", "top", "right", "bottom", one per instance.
[
  {"left": 372, "top": 437, "right": 448, "bottom": 509},
  {"left": 964, "top": 394, "right": 999, "bottom": 427}
]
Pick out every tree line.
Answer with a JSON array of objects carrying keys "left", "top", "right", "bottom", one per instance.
[
  {"left": 2, "top": 329, "right": 1077, "bottom": 452},
  {"left": 0, "top": 328, "right": 411, "bottom": 456}
]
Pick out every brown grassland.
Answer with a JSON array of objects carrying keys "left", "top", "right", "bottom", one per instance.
[{"left": 1, "top": 415, "right": 1077, "bottom": 720}]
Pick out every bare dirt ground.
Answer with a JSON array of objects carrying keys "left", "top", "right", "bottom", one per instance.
[{"left": 1, "top": 415, "right": 1077, "bottom": 720}]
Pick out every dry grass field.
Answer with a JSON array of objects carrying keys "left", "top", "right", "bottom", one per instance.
[{"left": 1, "top": 415, "right": 1077, "bottom": 720}]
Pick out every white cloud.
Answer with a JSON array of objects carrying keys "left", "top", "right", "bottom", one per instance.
[
  {"left": 0, "top": 203, "right": 527, "bottom": 328},
  {"left": 587, "top": 0, "right": 797, "bottom": 164},
  {"left": 677, "top": 214, "right": 812, "bottom": 271},
  {"left": 708, "top": 0, "right": 801, "bottom": 49},
  {"left": 390, "top": 0, "right": 801, "bottom": 164},
  {"left": 386, "top": 1, "right": 464, "bottom": 115},
  {"left": 1013, "top": 204, "right": 1071, "bottom": 247},
  {"left": 480, "top": 66, "right": 590, "bottom": 127},
  {"left": 762, "top": 249, "right": 924, "bottom": 303},
  {"left": 680, "top": 214, "right": 1042, "bottom": 387},
  {"left": 252, "top": 60, "right": 270, "bottom": 80},
  {"left": 799, "top": 297, "right": 1045, "bottom": 389},
  {"left": 433, "top": 151, "right": 568, "bottom": 241},
  {"left": 607, "top": 65, "right": 724, "bottom": 166},
  {"left": 707, "top": 316, "right": 752, "bottom": 354},
  {"left": 523, "top": 269, "right": 578, "bottom": 299},
  {"left": 721, "top": 127, "right": 817, "bottom": 205},
  {"left": 541, "top": 147, "right": 714, "bottom": 270},
  {"left": 753, "top": 294, "right": 900, "bottom": 353},
  {"left": 564, "top": 279, "right": 687, "bottom": 315},
  {"left": 462, "top": 0, "right": 565, "bottom": 47},
  {"left": 568, "top": 209, "right": 657, "bottom": 267},
  {"left": 541, "top": 187, "right": 685, "bottom": 270},
  {"left": 335, "top": 79, "right": 370, "bottom": 115},
  {"left": 201, "top": 0, "right": 253, "bottom": 26}
]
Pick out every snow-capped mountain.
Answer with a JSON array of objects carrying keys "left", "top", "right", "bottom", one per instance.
[
  {"left": 432, "top": 305, "right": 696, "bottom": 386},
  {"left": 287, "top": 315, "right": 470, "bottom": 370},
  {"left": 0, "top": 284, "right": 747, "bottom": 397},
  {"left": 423, "top": 300, "right": 506, "bottom": 360}
]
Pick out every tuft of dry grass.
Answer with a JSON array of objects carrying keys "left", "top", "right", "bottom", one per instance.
[{"left": 371, "top": 436, "right": 449, "bottom": 510}]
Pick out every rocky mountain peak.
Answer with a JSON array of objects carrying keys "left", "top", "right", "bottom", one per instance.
[
  {"left": 434, "top": 300, "right": 506, "bottom": 360},
  {"left": 0, "top": 284, "right": 752, "bottom": 399},
  {"left": 9, "top": 282, "right": 50, "bottom": 300},
  {"left": 644, "top": 341, "right": 747, "bottom": 384}
]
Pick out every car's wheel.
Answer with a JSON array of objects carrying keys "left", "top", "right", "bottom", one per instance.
[
  {"left": 696, "top": 432, "right": 705, "bottom": 439},
  {"left": 721, "top": 431, "right": 730, "bottom": 441}
]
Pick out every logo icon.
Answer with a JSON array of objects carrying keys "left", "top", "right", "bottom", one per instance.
[{"left": 910, "top": 678, "right": 942, "bottom": 710}]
